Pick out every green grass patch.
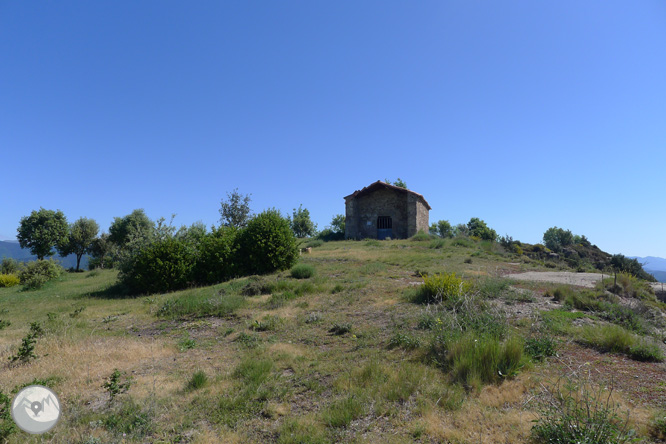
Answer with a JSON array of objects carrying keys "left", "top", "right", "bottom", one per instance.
[
  {"left": 185, "top": 370, "right": 208, "bottom": 391},
  {"left": 291, "top": 264, "right": 316, "bottom": 279},
  {"left": 157, "top": 292, "right": 245, "bottom": 319},
  {"left": 322, "top": 394, "right": 365, "bottom": 428}
]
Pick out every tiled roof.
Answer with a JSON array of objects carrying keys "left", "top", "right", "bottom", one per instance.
[{"left": 344, "top": 180, "right": 431, "bottom": 210}]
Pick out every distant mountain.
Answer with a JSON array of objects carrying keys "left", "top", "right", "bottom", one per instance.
[
  {"left": 0, "top": 240, "right": 89, "bottom": 270},
  {"left": 629, "top": 256, "right": 666, "bottom": 272},
  {"left": 647, "top": 270, "right": 666, "bottom": 284}
]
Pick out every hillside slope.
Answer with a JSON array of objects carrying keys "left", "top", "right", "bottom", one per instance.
[{"left": 0, "top": 237, "right": 664, "bottom": 443}]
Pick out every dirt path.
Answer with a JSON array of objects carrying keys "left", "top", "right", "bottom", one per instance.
[
  {"left": 508, "top": 271, "right": 606, "bottom": 288},
  {"left": 508, "top": 270, "right": 666, "bottom": 298}
]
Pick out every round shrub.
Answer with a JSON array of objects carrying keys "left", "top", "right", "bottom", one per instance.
[
  {"left": 0, "top": 274, "right": 21, "bottom": 288},
  {"left": 18, "top": 259, "right": 64, "bottom": 290},
  {"left": 192, "top": 227, "right": 237, "bottom": 285},
  {"left": 290, "top": 264, "right": 315, "bottom": 279},
  {"left": 120, "top": 237, "right": 195, "bottom": 295},
  {"left": 235, "top": 210, "right": 299, "bottom": 275}
]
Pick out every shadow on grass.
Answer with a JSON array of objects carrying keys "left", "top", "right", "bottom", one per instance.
[{"left": 86, "top": 283, "right": 134, "bottom": 299}]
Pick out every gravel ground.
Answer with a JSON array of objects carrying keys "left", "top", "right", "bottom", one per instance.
[{"left": 508, "top": 271, "right": 607, "bottom": 288}]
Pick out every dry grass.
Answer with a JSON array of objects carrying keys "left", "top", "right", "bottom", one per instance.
[{"left": 0, "top": 241, "right": 662, "bottom": 443}]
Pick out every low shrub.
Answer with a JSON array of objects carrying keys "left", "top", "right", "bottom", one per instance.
[
  {"left": 0, "top": 274, "right": 20, "bottom": 288},
  {"left": 388, "top": 332, "right": 421, "bottom": 350},
  {"left": 291, "top": 264, "right": 315, "bottom": 279},
  {"left": 250, "top": 315, "right": 283, "bottom": 332},
  {"left": 531, "top": 373, "right": 636, "bottom": 444},
  {"left": 329, "top": 323, "right": 352, "bottom": 335},
  {"left": 577, "top": 324, "right": 635, "bottom": 354},
  {"left": 18, "top": 259, "right": 63, "bottom": 290},
  {"left": 412, "top": 272, "right": 472, "bottom": 304},
  {"left": 524, "top": 335, "right": 557, "bottom": 361},
  {"left": 410, "top": 231, "right": 431, "bottom": 241},
  {"left": 305, "top": 239, "right": 324, "bottom": 248},
  {"left": 119, "top": 237, "right": 195, "bottom": 295},
  {"left": 649, "top": 412, "right": 666, "bottom": 441},
  {"left": 452, "top": 237, "right": 475, "bottom": 248},
  {"left": 0, "top": 258, "right": 20, "bottom": 275},
  {"left": 103, "top": 398, "right": 151, "bottom": 437},
  {"left": 266, "top": 291, "right": 297, "bottom": 309},
  {"left": 477, "top": 277, "right": 511, "bottom": 299},
  {"left": 628, "top": 338, "right": 664, "bottom": 362},
  {"left": 429, "top": 239, "right": 446, "bottom": 249}
]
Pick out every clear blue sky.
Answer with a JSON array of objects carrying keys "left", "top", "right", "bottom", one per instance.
[{"left": 2, "top": 1, "right": 665, "bottom": 257}]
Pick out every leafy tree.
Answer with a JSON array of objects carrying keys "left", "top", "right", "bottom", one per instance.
[
  {"left": 542, "top": 227, "right": 574, "bottom": 252},
  {"left": 431, "top": 220, "right": 453, "bottom": 238},
  {"left": 219, "top": 188, "right": 253, "bottom": 228},
  {"left": 385, "top": 178, "right": 407, "bottom": 189},
  {"left": 235, "top": 209, "right": 298, "bottom": 275},
  {"left": 290, "top": 204, "right": 317, "bottom": 238},
  {"left": 453, "top": 223, "right": 469, "bottom": 237},
  {"left": 467, "top": 217, "right": 497, "bottom": 241},
  {"left": 89, "top": 233, "right": 115, "bottom": 269},
  {"left": 17, "top": 208, "right": 69, "bottom": 260},
  {"left": 330, "top": 214, "right": 345, "bottom": 234},
  {"left": 60, "top": 217, "right": 99, "bottom": 271},
  {"left": 108, "top": 209, "right": 154, "bottom": 248}
]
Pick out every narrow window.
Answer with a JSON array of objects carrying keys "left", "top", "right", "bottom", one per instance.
[{"left": 377, "top": 216, "right": 392, "bottom": 229}]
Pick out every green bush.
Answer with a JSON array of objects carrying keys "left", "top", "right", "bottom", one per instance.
[
  {"left": 628, "top": 338, "right": 664, "bottom": 362},
  {"left": 0, "top": 258, "right": 20, "bottom": 275},
  {"left": 234, "top": 210, "right": 299, "bottom": 275},
  {"left": 412, "top": 272, "right": 472, "bottom": 304},
  {"left": 192, "top": 227, "right": 237, "bottom": 285},
  {"left": 119, "top": 237, "right": 195, "bottom": 295},
  {"left": 410, "top": 231, "right": 431, "bottom": 241},
  {"left": 0, "top": 274, "right": 20, "bottom": 288},
  {"left": 291, "top": 264, "right": 315, "bottom": 279},
  {"left": 524, "top": 335, "right": 557, "bottom": 361},
  {"left": 18, "top": 259, "right": 63, "bottom": 290}
]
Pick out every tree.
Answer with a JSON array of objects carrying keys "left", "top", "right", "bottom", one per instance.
[
  {"left": 290, "top": 204, "right": 317, "bottom": 238},
  {"left": 385, "top": 178, "right": 407, "bottom": 189},
  {"left": 17, "top": 208, "right": 69, "bottom": 260},
  {"left": 467, "top": 217, "right": 497, "bottom": 241},
  {"left": 219, "top": 188, "right": 253, "bottom": 228},
  {"left": 542, "top": 227, "right": 574, "bottom": 252},
  {"left": 431, "top": 220, "right": 453, "bottom": 238},
  {"left": 108, "top": 209, "right": 154, "bottom": 248},
  {"left": 330, "top": 214, "right": 345, "bottom": 234},
  {"left": 60, "top": 217, "right": 99, "bottom": 271},
  {"left": 89, "top": 233, "right": 114, "bottom": 269}
]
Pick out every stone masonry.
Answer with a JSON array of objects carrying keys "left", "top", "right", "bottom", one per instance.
[{"left": 344, "top": 181, "right": 431, "bottom": 239}]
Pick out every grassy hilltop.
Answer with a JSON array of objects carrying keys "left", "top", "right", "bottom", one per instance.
[{"left": 1, "top": 236, "right": 666, "bottom": 443}]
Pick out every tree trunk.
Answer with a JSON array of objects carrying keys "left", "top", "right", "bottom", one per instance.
[{"left": 76, "top": 254, "right": 82, "bottom": 271}]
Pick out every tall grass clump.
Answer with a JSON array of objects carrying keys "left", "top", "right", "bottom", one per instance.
[
  {"left": 446, "top": 334, "right": 524, "bottom": 389},
  {"left": 532, "top": 370, "right": 636, "bottom": 444},
  {"left": 576, "top": 324, "right": 664, "bottom": 362},
  {"left": 411, "top": 272, "right": 472, "bottom": 304}
]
